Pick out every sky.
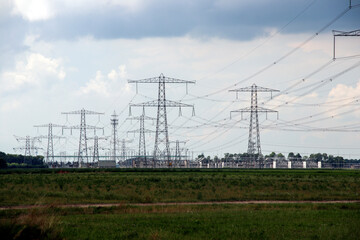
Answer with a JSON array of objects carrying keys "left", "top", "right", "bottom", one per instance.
[{"left": 1, "top": 0, "right": 360, "bottom": 160}]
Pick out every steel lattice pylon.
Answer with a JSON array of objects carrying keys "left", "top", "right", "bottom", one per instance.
[
  {"left": 128, "top": 73, "right": 195, "bottom": 167},
  {"left": 14, "top": 135, "right": 42, "bottom": 157},
  {"left": 230, "top": 84, "right": 279, "bottom": 157},
  {"left": 34, "top": 123, "right": 65, "bottom": 164},
  {"left": 62, "top": 108, "right": 104, "bottom": 166},
  {"left": 110, "top": 111, "right": 119, "bottom": 162},
  {"left": 154, "top": 74, "right": 170, "bottom": 164},
  {"left": 127, "top": 114, "right": 155, "bottom": 167},
  {"left": 93, "top": 135, "right": 99, "bottom": 163}
]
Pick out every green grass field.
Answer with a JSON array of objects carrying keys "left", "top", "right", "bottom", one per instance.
[
  {"left": 1, "top": 203, "right": 359, "bottom": 239},
  {"left": 0, "top": 169, "right": 359, "bottom": 206},
  {"left": 0, "top": 169, "right": 359, "bottom": 239}
]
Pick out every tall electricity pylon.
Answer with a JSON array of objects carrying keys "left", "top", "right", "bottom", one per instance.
[
  {"left": 230, "top": 84, "right": 279, "bottom": 156},
  {"left": 128, "top": 73, "right": 195, "bottom": 167},
  {"left": 87, "top": 136, "right": 108, "bottom": 164},
  {"left": 62, "top": 108, "right": 104, "bottom": 165},
  {"left": 13, "top": 135, "right": 42, "bottom": 156},
  {"left": 110, "top": 111, "right": 119, "bottom": 162},
  {"left": 120, "top": 138, "right": 133, "bottom": 161},
  {"left": 127, "top": 114, "right": 155, "bottom": 167},
  {"left": 170, "top": 140, "right": 187, "bottom": 167},
  {"left": 34, "top": 123, "right": 65, "bottom": 164}
]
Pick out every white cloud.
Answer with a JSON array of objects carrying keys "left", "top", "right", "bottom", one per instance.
[
  {"left": 11, "top": 0, "right": 146, "bottom": 21},
  {"left": 80, "top": 65, "right": 130, "bottom": 96},
  {"left": 80, "top": 71, "right": 109, "bottom": 96},
  {"left": 1, "top": 99, "right": 20, "bottom": 112},
  {"left": 328, "top": 81, "right": 360, "bottom": 100},
  {"left": 0, "top": 53, "right": 65, "bottom": 93},
  {"left": 326, "top": 80, "right": 360, "bottom": 118},
  {"left": 12, "top": 0, "right": 54, "bottom": 21}
]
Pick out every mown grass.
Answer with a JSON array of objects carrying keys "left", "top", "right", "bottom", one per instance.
[
  {"left": 1, "top": 203, "right": 359, "bottom": 240},
  {"left": 0, "top": 169, "right": 359, "bottom": 206}
]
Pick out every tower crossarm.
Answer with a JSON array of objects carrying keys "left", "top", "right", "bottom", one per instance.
[
  {"left": 36, "top": 135, "right": 65, "bottom": 139},
  {"left": 86, "top": 136, "right": 108, "bottom": 140},
  {"left": 128, "top": 73, "right": 195, "bottom": 84},
  {"left": 127, "top": 115, "right": 156, "bottom": 121},
  {"left": 229, "top": 84, "right": 280, "bottom": 93},
  {"left": 63, "top": 125, "right": 103, "bottom": 130},
  {"left": 128, "top": 129, "right": 155, "bottom": 134},
  {"left": 333, "top": 29, "right": 360, "bottom": 36},
  {"left": 34, "top": 123, "right": 66, "bottom": 128},
  {"left": 130, "top": 100, "right": 194, "bottom": 108},
  {"left": 231, "top": 106, "right": 278, "bottom": 113},
  {"left": 61, "top": 109, "right": 104, "bottom": 115},
  {"left": 230, "top": 107, "right": 278, "bottom": 119}
]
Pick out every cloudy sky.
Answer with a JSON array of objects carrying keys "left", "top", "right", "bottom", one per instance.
[{"left": 1, "top": 0, "right": 360, "bottom": 159}]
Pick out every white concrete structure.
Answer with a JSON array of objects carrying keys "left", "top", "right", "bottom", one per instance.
[
  {"left": 288, "top": 161, "right": 292, "bottom": 169},
  {"left": 318, "top": 161, "right": 322, "bottom": 168},
  {"left": 273, "top": 160, "right": 277, "bottom": 169},
  {"left": 303, "top": 161, "right": 307, "bottom": 169}
]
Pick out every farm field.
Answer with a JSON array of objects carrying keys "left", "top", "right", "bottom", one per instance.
[
  {"left": 0, "top": 203, "right": 359, "bottom": 239},
  {"left": 0, "top": 169, "right": 359, "bottom": 239},
  {"left": 0, "top": 169, "right": 359, "bottom": 206}
]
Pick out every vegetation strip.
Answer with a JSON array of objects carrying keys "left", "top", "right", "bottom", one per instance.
[{"left": 1, "top": 200, "right": 360, "bottom": 210}]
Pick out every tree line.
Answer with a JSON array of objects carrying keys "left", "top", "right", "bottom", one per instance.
[{"left": 0, "top": 151, "right": 46, "bottom": 169}]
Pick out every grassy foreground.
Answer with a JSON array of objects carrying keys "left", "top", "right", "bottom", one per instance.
[
  {"left": 0, "top": 203, "right": 359, "bottom": 240},
  {"left": 0, "top": 169, "right": 359, "bottom": 206}
]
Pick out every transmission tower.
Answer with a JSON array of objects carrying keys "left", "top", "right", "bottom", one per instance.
[
  {"left": 120, "top": 138, "right": 133, "bottom": 161},
  {"left": 128, "top": 73, "right": 195, "bottom": 167},
  {"left": 87, "top": 136, "right": 108, "bottom": 164},
  {"left": 333, "top": 29, "right": 360, "bottom": 59},
  {"left": 14, "top": 136, "right": 42, "bottom": 156},
  {"left": 110, "top": 111, "right": 119, "bottom": 162},
  {"left": 34, "top": 123, "right": 65, "bottom": 164},
  {"left": 230, "top": 84, "right": 279, "bottom": 157},
  {"left": 62, "top": 108, "right": 104, "bottom": 166},
  {"left": 170, "top": 140, "right": 188, "bottom": 167},
  {"left": 127, "top": 114, "right": 155, "bottom": 167}
]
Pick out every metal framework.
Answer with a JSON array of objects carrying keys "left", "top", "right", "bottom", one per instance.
[
  {"left": 110, "top": 111, "right": 119, "bottom": 162},
  {"left": 34, "top": 123, "right": 65, "bottom": 164},
  {"left": 128, "top": 73, "right": 195, "bottom": 167},
  {"left": 333, "top": 29, "right": 360, "bottom": 59},
  {"left": 13, "top": 135, "right": 42, "bottom": 156},
  {"left": 120, "top": 138, "right": 133, "bottom": 161},
  {"left": 62, "top": 108, "right": 104, "bottom": 166},
  {"left": 87, "top": 136, "right": 108, "bottom": 164},
  {"left": 171, "top": 140, "right": 188, "bottom": 167},
  {"left": 127, "top": 114, "right": 155, "bottom": 167},
  {"left": 230, "top": 84, "right": 279, "bottom": 156}
]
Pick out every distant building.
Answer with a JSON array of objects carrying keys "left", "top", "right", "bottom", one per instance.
[{"left": 98, "top": 160, "right": 116, "bottom": 168}]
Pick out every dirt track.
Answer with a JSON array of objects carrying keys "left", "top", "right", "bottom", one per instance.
[{"left": 1, "top": 200, "right": 359, "bottom": 210}]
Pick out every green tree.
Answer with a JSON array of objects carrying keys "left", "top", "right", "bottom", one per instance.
[{"left": 0, "top": 157, "right": 7, "bottom": 168}]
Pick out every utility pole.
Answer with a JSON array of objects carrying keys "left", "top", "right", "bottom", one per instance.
[
  {"left": 34, "top": 123, "right": 65, "bottom": 165},
  {"left": 230, "top": 84, "right": 279, "bottom": 164},
  {"left": 128, "top": 73, "right": 195, "bottom": 167},
  {"left": 110, "top": 111, "right": 119, "bottom": 162},
  {"left": 127, "top": 114, "right": 155, "bottom": 167},
  {"left": 62, "top": 108, "right": 104, "bottom": 166}
]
